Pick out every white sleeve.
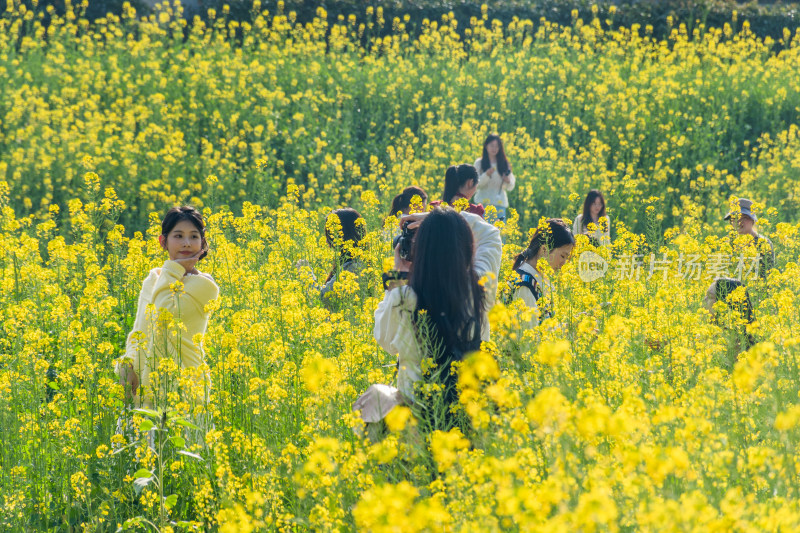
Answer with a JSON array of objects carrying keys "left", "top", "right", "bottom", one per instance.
[
  {"left": 152, "top": 261, "right": 219, "bottom": 317},
  {"left": 373, "top": 286, "right": 414, "bottom": 355},
  {"left": 118, "top": 269, "right": 159, "bottom": 374},
  {"left": 573, "top": 215, "right": 582, "bottom": 235},
  {"left": 503, "top": 171, "right": 516, "bottom": 192},
  {"left": 460, "top": 211, "right": 502, "bottom": 306}
]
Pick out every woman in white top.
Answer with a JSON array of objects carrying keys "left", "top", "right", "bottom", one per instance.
[
  {"left": 510, "top": 219, "right": 575, "bottom": 328},
  {"left": 474, "top": 134, "right": 515, "bottom": 222},
  {"left": 356, "top": 207, "right": 502, "bottom": 433},
  {"left": 573, "top": 189, "right": 611, "bottom": 246}
]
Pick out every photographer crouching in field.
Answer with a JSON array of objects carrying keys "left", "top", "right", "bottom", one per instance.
[{"left": 354, "top": 206, "right": 502, "bottom": 440}]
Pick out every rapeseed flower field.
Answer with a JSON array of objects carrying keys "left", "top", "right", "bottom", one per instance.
[
  {"left": 2, "top": 1, "right": 800, "bottom": 230},
  {"left": 3, "top": 1, "right": 800, "bottom": 531}
]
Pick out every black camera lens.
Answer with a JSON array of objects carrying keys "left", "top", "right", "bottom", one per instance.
[{"left": 398, "top": 222, "right": 416, "bottom": 261}]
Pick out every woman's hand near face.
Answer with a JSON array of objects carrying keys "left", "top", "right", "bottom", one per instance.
[
  {"left": 397, "top": 212, "right": 428, "bottom": 232},
  {"left": 172, "top": 249, "right": 204, "bottom": 275}
]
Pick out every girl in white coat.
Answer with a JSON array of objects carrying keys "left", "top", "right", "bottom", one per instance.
[
  {"left": 355, "top": 207, "right": 502, "bottom": 434},
  {"left": 573, "top": 189, "right": 611, "bottom": 246},
  {"left": 475, "top": 134, "right": 515, "bottom": 222}
]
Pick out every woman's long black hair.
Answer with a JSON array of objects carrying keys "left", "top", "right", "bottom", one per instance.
[
  {"left": 387, "top": 186, "right": 428, "bottom": 219},
  {"left": 581, "top": 189, "right": 607, "bottom": 229},
  {"left": 442, "top": 164, "right": 478, "bottom": 204},
  {"left": 325, "top": 208, "right": 365, "bottom": 281},
  {"left": 409, "top": 208, "right": 484, "bottom": 404},
  {"left": 480, "top": 134, "right": 511, "bottom": 177},
  {"left": 512, "top": 219, "right": 575, "bottom": 271}
]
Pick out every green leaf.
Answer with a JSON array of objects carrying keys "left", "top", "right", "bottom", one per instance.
[
  {"left": 132, "top": 408, "right": 160, "bottom": 419},
  {"left": 173, "top": 418, "right": 201, "bottom": 430},
  {"left": 169, "top": 436, "right": 186, "bottom": 448},
  {"left": 133, "top": 468, "right": 153, "bottom": 479},
  {"left": 139, "top": 419, "right": 154, "bottom": 432},
  {"left": 177, "top": 450, "right": 203, "bottom": 461},
  {"left": 47, "top": 381, "right": 60, "bottom": 390},
  {"left": 164, "top": 494, "right": 178, "bottom": 510},
  {"left": 118, "top": 516, "right": 143, "bottom": 532},
  {"left": 112, "top": 444, "right": 133, "bottom": 455}
]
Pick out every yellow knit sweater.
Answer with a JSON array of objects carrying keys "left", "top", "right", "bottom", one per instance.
[{"left": 117, "top": 260, "right": 219, "bottom": 409}]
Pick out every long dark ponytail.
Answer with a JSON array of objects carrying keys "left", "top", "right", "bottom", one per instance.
[
  {"left": 387, "top": 186, "right": 428, "bottom": 219},
  {"left": 442, "top": 165, "right": 478, "bottom": 204},
  {"left": 325, "top": 208, "right": 366, "bottom": 281}
]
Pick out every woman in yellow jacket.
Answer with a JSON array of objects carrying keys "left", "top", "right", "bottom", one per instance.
[{"left": 116, "top": 206, "right": 219, "bottom": 412}]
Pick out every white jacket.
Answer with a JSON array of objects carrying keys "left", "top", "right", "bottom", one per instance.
[
  {"left": 573, "top": 214, "right": 611, "bottom": 246},
  {"left": 373, "top": 212, "right": 502, "bottom": 401},
  {"left": 474, "top": 158, "right": 515, "bottom": 208}
]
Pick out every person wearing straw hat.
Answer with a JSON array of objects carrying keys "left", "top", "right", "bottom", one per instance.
[{"left": 724, "top": 198, "right": 775, "bottom": 279}]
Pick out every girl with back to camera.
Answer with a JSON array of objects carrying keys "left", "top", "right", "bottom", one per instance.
[
  {"left": 387, "top": 186, "right": 428, "bottom": 219},
  {"left": 296, "top": 208, "right": 368, "bottom": 308},
  {"left": 510, "top": 219, "right": 575, "bottom": 328},
  {"left": 117, "top": 206, "right": 219, "bottom": 414},
  {"left": 432, "top": 164, "right": 485, "bottom": 218},
  {"left": 355, "top": 206, "right": 502, "bottom": 436},
  {"left": 573, "top": 189, "right": 611, "bottom": 246},
  {"left": 475, "top": 134, "right": 515, "bottom": 222},
  {"left": 386, "top": 186, "right": 428, "bottom": 256},
  {"left": 321, "top": 208, "right": 367, "bottom": 301}
]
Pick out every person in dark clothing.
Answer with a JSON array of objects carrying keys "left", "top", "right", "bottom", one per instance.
[{"left": 703, "top": 277, "right": 757, "bottom": 370}]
